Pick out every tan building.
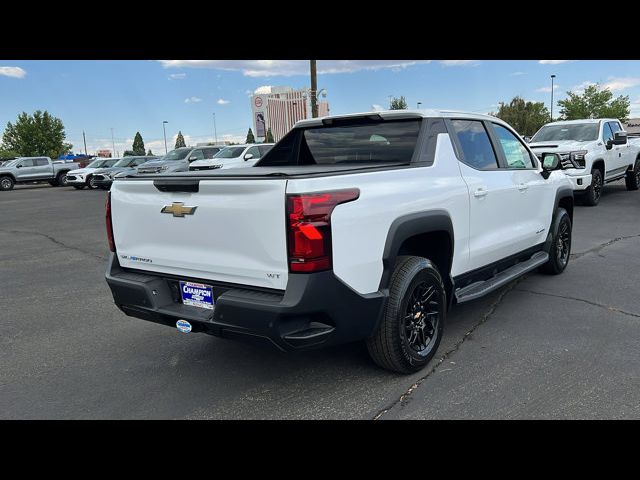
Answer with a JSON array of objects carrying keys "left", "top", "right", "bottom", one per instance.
[
  {"left": 250, "top": 86, "right": 330, "bottom": 142},
  {"left": 96, "top": 149, "right": 112, "bottom": 158}
]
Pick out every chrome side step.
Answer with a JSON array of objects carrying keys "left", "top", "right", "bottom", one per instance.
[{"left": 455, "top": 251, "right": 549, "bottom": 304}]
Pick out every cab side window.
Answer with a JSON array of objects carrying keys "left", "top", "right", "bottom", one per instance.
[
  {"left": 189, "top": 149, "right": 204, "bottom": 161},
  {"left": 19, "top": 159, "right": 35, "bottom": 167},
  {"left": 602, "top": 122, "right": 614, "bottom": 144},
  {"left": 492, "top": 124, "right": 534, "bottom": 169},
  {"left": 246, "top": 146, "right": 261, "bottom": 159},
  {"left": 35, "top": 158, "right": 49, "bottom": 166},
  {"left": 451, "top": 120, "right": 499, "bottom": 170}
]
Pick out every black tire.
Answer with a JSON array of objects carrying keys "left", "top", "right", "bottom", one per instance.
[
  {"left": 540, "top": 208, "right": 572, "bottom": 275},
  {"left": 625, "top": 158, "right": 640, "bottom": 191},
  {"left": 56, "top": 172, "right": 69, "bottom": 187},
  {"left": 366, "top": 256, "right": 446, "bottom": 374},
  {"left": 87, "top": 175, "right": 98, "bottom": 189},
  {"left": 584, "top": 168, "right": 603, "bottom": 206},
  {"left": 0, "top": 176, "right": 14, "bottom": 191},
  {"left": 73, "top": 185, "right": 85, "bottom": 190}
]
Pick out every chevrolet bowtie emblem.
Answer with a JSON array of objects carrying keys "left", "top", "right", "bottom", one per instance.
[{"left": 161, "top": 202, "right": 197, "bottom": 217}]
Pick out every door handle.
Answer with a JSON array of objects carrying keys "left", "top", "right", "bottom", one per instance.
[
  {"left": 517, "top": 183, "right": 528, "bottom": 191},
  {"left": 473, "top": 188, "right": 488, "bottom": 198}
]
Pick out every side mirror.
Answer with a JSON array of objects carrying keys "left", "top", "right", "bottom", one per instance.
[
  {"left": 244, "top": 153, "right": 254, "bottom": 161},
  {"left": 16, "top": 164, "right": 22, "bottom": 168},
  {"left": 540, "top": 153, "right": 561, "bottom": 179},
  {"left": 523, "top": 136, "right": 532, "bottom": 143},
  {"left": 612, "top": 131, "right": 627, "bottom": 145}
]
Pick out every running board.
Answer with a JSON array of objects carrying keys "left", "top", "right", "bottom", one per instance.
[{"left": 455, "top": 251, "right": 549, "bottom": 304}]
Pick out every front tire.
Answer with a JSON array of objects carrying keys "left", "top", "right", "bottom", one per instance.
[
  {"left": 540, "top": 208, "right": 572, "bottom": 275},
  {"left": 584, "top": 168, "right": 602, "bottom": 206},
  {"left": 366, "top": 256, "right": 445, "bottom": 374},
  {"left": 625, "top": 158, "right": 640, "bottom": 191},
  {"left": 0, "top": 176, "right": 14, "bottom": 191},
  {"left": 88, "top": 175, "right": 98, "bottom": 189}
]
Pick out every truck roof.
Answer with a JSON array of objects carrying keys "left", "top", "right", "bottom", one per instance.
[
  {"left": 293, "top": 109, "right": 506, "bottom": 128},
  {"left": 543, "top": 118, "right": 618, "bottom": 126}
]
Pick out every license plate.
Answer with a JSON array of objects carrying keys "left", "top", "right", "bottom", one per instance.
[{"left": 179, "top": 281, "right": 214, "bottom": 310}]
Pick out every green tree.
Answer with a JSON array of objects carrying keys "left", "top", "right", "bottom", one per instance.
[
  {"left": 491, "top": 96, "right": 550, "bottom": 136},
  {"left": 0, "top": 147, "right": 20, "bottom": 159},
  {"left": 245, "top": 128, "right": 255, "bottom": 144},
  {"left": 175, "top": 131, "right": 186, "bottom": 148},
  {"left": 1, "top": 110, "right": 72, "bottom": 158},
  {"left": 147, "top": 149, "right": 153, "bottom": 156},
  {"left": 389, "top": 96, "right": 408, "bottom": 110},
  {"left": 131, "top": 132, "right": 145, "bottom": 155},
  {"left": 265, "top": 128, "right": 274, "bottom": 143},
  {"left": 558, "top": 84, "right": 630, "bottom": 122},
  {"left": 123, "top": 150, "right": 135, "bottom": 156}
]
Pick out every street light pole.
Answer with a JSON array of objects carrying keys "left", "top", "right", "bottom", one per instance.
[
  {"left": 110, "top": 128, "right": 116, "bottom": 158},
  {"left": 550, "top": 74, "right": 556, "bottom": 122},
  {"left": 162, "top": 121, "right": 168, "bottom": 154},
  {"left": 213, "top": 113, "right": 218, "bottom": 144},
  {"left": 310, "top": 60, "right": 318, "bottom": 118},
  {"left": 82, "top": 130, "right": 88, "bottom": 155},
  {"left": 417, "top": 102, "right": 422, "bottom": 109}
]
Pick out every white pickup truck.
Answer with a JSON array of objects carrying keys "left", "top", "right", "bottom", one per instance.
[
  {"left": 528, "top": 119, "right": 640, "bottom": 206},
  {"left": 105, "top": 110, "right": 574, "bottom": 373}
]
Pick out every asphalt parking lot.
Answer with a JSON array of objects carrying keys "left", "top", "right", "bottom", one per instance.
[{"left": 1, "top": 181, "right": 639, "bottom": 419}]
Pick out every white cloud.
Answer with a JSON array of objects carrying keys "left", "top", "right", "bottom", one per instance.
[
  {"left": 254, "top": 85, "right": 273, "bottom": 94},
  {"left": 536, "top": 85, "right": 560, "bottom": 93},
  {"left": 217, "top": 98, "right": 230, "bottom": 105},
  {"left": 0, "top": 66, "right": 26, "bottom": 78},
  {"left": 570, "top": 80, "right": 596, "bottom": 94},
  {"left": 510, "top": 71, "right": 526, "bottom": 76},
  {"left": 539, "top": 60, "right": 572, "bottom": 65},
  {"left": 168, "top": 73, "right": 186, "bottom": 80},
  {"left": 184, "top": 96, "right": 202, "bottom": 103},
  {"left": 158, "top": 60, "right": 431, "bottom": 77},
  {"left": 439, "top": 60, "right": 480, "bottom": 67},
  {"left": 602, "top": 77, "right": 640, "bottom": 91},
  {"left": 630, "top": 97, "right": 640, "bottom": 117},
  {"left": 371, "top": 104, "right": 384, "bottom": 112}
]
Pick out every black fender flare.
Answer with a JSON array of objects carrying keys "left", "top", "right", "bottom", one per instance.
[
  {"left": 545, "top": 187, "right": 574, "bottom": 253},
  {"left": 378, "top": 210, "right": 454, "bottom": 292},
  {"left": 0, "top": 173, "right": 17, "bottom": 182}
]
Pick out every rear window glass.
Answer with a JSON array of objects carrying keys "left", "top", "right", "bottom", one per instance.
[{"left": 258, "top": 119, "right": 421, "bottom": 166}]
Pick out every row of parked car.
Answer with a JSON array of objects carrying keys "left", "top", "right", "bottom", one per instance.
[
  {"left": 0, "top": 143, "right": 275, "bottom": 191},
  {"left": 66, "top": 143, "right": 275, "bottom": 190}
]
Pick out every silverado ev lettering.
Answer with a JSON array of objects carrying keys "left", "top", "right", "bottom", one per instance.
[{"left": 105, "top": 110, "right": 574, "bottom": 374}]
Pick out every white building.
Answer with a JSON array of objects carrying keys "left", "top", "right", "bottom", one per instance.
[{"left": 250, "top": 86, "right": 330, "bottom": 142}]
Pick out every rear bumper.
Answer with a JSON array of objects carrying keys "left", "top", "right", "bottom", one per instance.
[
  {"left": 105, "top": 253, "right": 386, "bottom": 351},
  {"left": 93, "top": 178, "right": 113, "bottom": 188}
]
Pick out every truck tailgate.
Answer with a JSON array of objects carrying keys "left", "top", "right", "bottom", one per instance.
[{"left": 110, "top": 178, "right": 289, "bottom": 290}]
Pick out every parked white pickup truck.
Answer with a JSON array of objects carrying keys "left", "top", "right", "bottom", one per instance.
[
  {"left": 105, "top": 110, "right": 574, "bottom": 373},
  {"left": 528, "top": 119, "right": 640, "bottom": 206}
]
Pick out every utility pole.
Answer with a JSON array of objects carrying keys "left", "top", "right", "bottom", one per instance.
[
  {"left": 110, "top": 128, "right": 116, "bottom": 158},
  {"left": 550, "top": 74, "right": 556, "bottom": 122},
  {"left": 82, "top": 131, "right": 88, "bottom": 155},
  {"left": 213, "top": 113, "right": 218, "bottom": 144},
  {"left": 162, "top": 121, "right": 168, "bottom": 154},
  {"left": 310, "top": 60, "right": 318, "bottom": 118}
]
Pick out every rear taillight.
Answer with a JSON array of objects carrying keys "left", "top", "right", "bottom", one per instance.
[
  {"left": 286, "top": 189, "right": 359, "bottom": 273},
  {"left": 106, "top": 192, "right": 115, "bottom": 252}
]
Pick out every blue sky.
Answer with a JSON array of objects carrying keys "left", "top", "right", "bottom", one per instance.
[{"left": 1, "top": 60, "right": 639, "bottom": 155}]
